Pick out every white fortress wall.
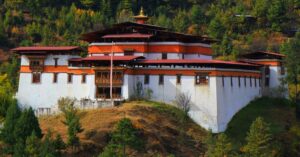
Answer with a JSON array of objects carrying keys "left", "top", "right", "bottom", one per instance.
[
  {"left": 269, "top": 66, "right": 285, "bottom": 88},
  {"left": 131, "top": 74, "right": 219, "bottom": 132},
  {"left": 17, "top": 73, "right": 96, "bottom": 110},
  {"left": 184, "top": 54, "right": 212, "bottom": 60},
  {"left": 216, "top": 76, "right": 261, "bottom": 132}
]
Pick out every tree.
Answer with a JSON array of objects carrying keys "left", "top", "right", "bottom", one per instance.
[
  {"left": 25, "top": 131, "right": 41, "bottom": 157},
  {"left": 205, "top": 133, "right": 233, "bottom": 157},
  {"left": 174, "top": 92, "right": 192, "bottom": 118},
  {"left": 0, "top": 74, "right": 15, "bottom": 118},
  {"left": 243, "top": 117, "right": 273, "bottom": 157},
  {"left": 267, "top": 0, "right": 287, "bottom": 31},
  {"left": 0, "top": 102, "right": 21, "bottom": 154},
  {"left": 208, "top": 14, "right": 226, "bottom": 39},
  {"left": 252, "top": 0, "right": 269, "bottom": 27},
  {"left": 80, "top": 0, "right": 96, "bottom": 9},
  {"left": 14, "top": 107, "right": 42, "bottom": 143},
  {"left": 99, "top": 118, "right": 144, "bottom": 156},
  {"left": 58, "top": 97, "right": 83, "bottom": 150},
  {"left": 39, "top": 131, "right": 61, "bottom": 157},
  {"left": 173, "top": 10, "right": 189, "bottom": 33}
]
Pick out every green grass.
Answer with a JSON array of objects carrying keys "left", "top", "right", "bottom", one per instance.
[{"left": 225, "top": 97, "right": 297, "bottom": 146}]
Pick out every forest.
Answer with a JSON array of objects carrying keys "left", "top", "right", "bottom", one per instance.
[{"left": 0, "top": 0, "right": 299, "bottom": 57}]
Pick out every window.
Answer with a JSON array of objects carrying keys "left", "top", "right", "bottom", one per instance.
[
  {"left": 144, "top": 74, "right": 149, "bottom": 84},
  {"left": 222, "top": 75, "right": 225, "bottom": 87},
  {"left": 162, "top": 53, "right": 167, "bottom": 60},
  {"left": 82, "top": 74, "right": 86, "bottom": 83},
  {"left": 259, "top": 78, "right": 261, "bottom": 87},
  {"left": 53, "top": 73, "right": 58, "bottom": 83},
  {"left": 238, "top": 76, "right": 241, "bottom": 87},
  {"left": 195, "top": 74, "right": 209, "bottom": 85},
  {"left": 68, "top": 73, "right": 73, "bottom": 83},
  {"left": 32, "top": 72, "right": 41, "bottom": 83},
  {"left": 250, "top": 76, "right": 252, "bottom": 87},
  {"left": 280, "top": 63, "right": 285, "bottom": 75},
  {"left": 176, "top": 74, "right": 181, "bottom": 84},
  {"left": 30, "top": 60, "right": 40, "bottom": 66},
  {"left": 124, "top": 50, "right": 134, "bottom": 56},
  {"left": 265, "top": 77, "right": 270, "bottom": 87},
  {"left": 159, "top": 74, "right": 164, "bottom": 85},
  {"left": 230, "top": 76, "right": 233, "bottom": 87},
  {"left": 244, "top": 77, "right": 247, "bottom": 87},
  {"left": 54, "top": 58, "right": 58, "bottom": 67}
]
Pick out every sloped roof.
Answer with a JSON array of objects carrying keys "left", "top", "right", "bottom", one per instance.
[{"left": 11, "top": 46, "right": 81, "bottom": 51}]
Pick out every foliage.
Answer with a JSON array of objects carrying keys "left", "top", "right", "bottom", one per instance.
[
  {"left": 174, "top": 92, "right": 191, "bottom": 119},
  {"left": 205, "top": 132, "right": 233, "bottom": 157},
  {"left": 281, "top": 32, "right": 300, "bottom": 101},
  {"left": 131, "top": 81, "right": 153, "bottom": 101},
  {"left": 0, "top": 74, "right": 16, "bottom": 118},
  {"left": 58, "top": 97, "right": 83, "bottom": 149},
  {"left": 99, "top": 118, "right": 144, "bottom": 156},
  {"left": 242, "top": 117, "right": 273, "bottom": 157},
  {"left": 0, "top": 102, "right": 21, "bottom": 154}
]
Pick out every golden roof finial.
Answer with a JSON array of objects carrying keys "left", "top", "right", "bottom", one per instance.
[{"left": 139, "top": 7, "right": 145, "bottom": 16}]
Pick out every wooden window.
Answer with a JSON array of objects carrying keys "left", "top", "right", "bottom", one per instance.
[
  {"left": 230, "top": 76, "right": 233, "bottom": 87},
  {"left": 68, "top": 73, "right": 73, "bottom": 83},
  {"left": 32, "top": 72, "right": 41, "bottom": 83},
  {"left": 53, "top": 73, "right": 58, "bottom": 83},
  {"left": 250, "top": 76, "right": 252, "bottom": 87},
  {"left": 280, "top": 63, "right": 285, "bottom": 75},
  {"left": 259, "top": 78, "right": 261, "bottom": 87},
  {"left": 222, "top": 75, "right": 225, "bottom": 87},
  {"left": 124, "top": 51, "right": 134, "bottom": 56},
  {"left": 244, "top": 77, "right": 247, "bottom": 87},
  {"left": 176, "top": 74, "right": 181, "bottom": 84},
  {"left": 238, "top": 76, "right": 241, "bottom": 87},
  {"left": 265, "top": 66, "right": 270, "bottom": 75},
  {"left": 162, "top": 53, "right": 167, "bottom": 60},
  {"left": 159, "top": 74, "right": 164, "bottom": 85},
  {"left": 82, "top": 74, "right": 86, "bottom": 83},
  {"left": 195, "top": 74, "right": 208, "bottom": 85},
  {"left": 265, "top": 77, "right": 270, "bottom": 87},
  {"left": 144, "top": 74, "right": 149, "bottom": 84},
  {"left": 30, "top": 60, "right": 40, "bottom": 66},
  {"left": 54, "top": 58, "right": 58, "bottom": 67}
]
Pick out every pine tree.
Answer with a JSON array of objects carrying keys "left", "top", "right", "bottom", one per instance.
[
  {"left": 243, "top": 117, "right": 272, "bottom": 157},
  {"left": 0, "top": 102, "right": 21, "bottom": 154},
  {"left": 205, "top": 132, "right": 233, "bottom": 157},
  {"left": 58, "top": 97, "right": 83, "bottom": 149},
  {"left": 267, "top": 0, "right": 287, "bottom": 31},
  {"left": 25, "top": 131, "right": 41, "bottom": 157},
  {"left": 208, "top": 14, "right": 225, "bottom": 39},
  {"left": 173, "top": 10, "right": 189, "bottom": 33},
  {"left": 39, "top": 131, "right": 58, "bottom": 157},
  {"left": 14, "top": 107, "right": 42, "bottom": 143},
  {"left": 13, "top": 139, "right": 26, "bottom": 157}
]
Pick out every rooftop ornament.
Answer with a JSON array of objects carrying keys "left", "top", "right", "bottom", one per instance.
[{"left": 133, "top": 7, "right": 149, "bottom": 24}]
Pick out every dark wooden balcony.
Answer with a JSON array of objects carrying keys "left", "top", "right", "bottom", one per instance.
[
  {"left": 95, "top": 78, "right": 123, "bottom": 86},
  {"left": 29, "top": 65, "right": 44, "bottom": 72}
]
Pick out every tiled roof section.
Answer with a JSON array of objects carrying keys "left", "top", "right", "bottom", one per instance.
[
  {"left": 102, "top": 33, "right": 153, "bottom": 39},
  {"left": 136, "top": 59, "right": 260, "bottom": 67},
  {"left": 69, "top": 56, "right": 145, "bottom": 61},
  {"left": 255, "top": 51, "right": 285, "bottom": 57},
  {"left": 11, "top": 46, "right": 81, "bottom": 51}
]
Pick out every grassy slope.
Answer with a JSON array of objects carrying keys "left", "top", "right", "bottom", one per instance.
[
  {"left": 225, "top": 97, "right": 300, "bottom": 148},
  {"left": 39, "top": 101, "right": 207, "bottom": 157}
]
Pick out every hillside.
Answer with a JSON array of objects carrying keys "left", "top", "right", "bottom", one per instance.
[
  {"left": 226, "top": 97, "right": 300, "bottom": 156},
  {"left": 39, "top": 101, "right": 208, "bottom": 157}
]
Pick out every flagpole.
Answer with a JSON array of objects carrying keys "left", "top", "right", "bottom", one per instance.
[{"left": 110, "top": 41, "right": 114, "bottom": 106}]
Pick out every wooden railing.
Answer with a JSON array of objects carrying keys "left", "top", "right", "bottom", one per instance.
[
  {"left": 29, "top": 65, "right": 44, "bottom": 72},
  {"left": 95, "top": 78, "right": 123, "bottom": 86},
  {"left": 96, "top": 93, "right": 122, "bottom": 99}
]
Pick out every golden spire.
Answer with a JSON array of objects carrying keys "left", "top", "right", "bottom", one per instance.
[{"left": 133, "top": 7, "right": 149, "bottom": 24}]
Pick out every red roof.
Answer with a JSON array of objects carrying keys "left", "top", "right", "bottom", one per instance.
[
  {"left": 102, "top": 33, "right": 153, "bottom": 39},
  {"left": 255, "top": 51, "right": 285, "bottom": 57},
  {"left": 11, "top": 46, "right": 81, "bottom": 51},
  {"left": 137, "top": 59, "right": 260, "bottom": 66},
  {"left": 69, "top": 56, "right": 145, "bottom": 62}
]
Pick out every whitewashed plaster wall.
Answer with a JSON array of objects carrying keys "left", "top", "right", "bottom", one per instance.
[
  {"left": 17, "top": 73, "right": 96, "bottom": 109},
  {"left": 216, "top": 76, "right": 261, "bottom": 132}
]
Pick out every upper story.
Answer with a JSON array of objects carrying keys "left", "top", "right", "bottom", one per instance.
[{"left": 80, "top": 9, "right": 216, "bottom": 60}]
